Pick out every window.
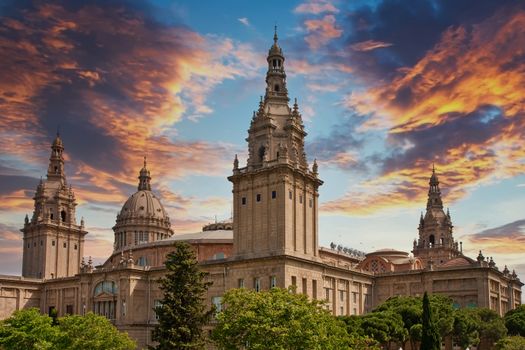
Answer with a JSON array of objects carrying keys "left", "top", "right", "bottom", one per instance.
[
  {"left": 63, "top": 242, "right": 67, "bottom": 248},
  {"left": 27, "top": 243, "right": 30, "bottom": 248},
  {"left": 325, "top": 288, "right": 331, "bottom": 301},
  {"left": 122, "top": 300, "right": 126, "bottom": 317},
  {"left": 274, "top": 84, "right": 280, "bottom": 92},
  {"left": 302, "top": 278, "right": 307, "bottom": 294},
  {"left": 272, "top": 190, "right": 276, "bottom": 199},
  {"left": 270, "top": 276, "right": 277, "bottom": 288},
  {"left": 238, "top": 278, "right": 245, "bottom": 288},
  {"left": 213, "top": 252, "right": 225, "bottom": 260},
  {"left": 256, "top": 194, "right": 261, "bottom": 202},
  {"left": 61, "top": 210, "right": 66, "bottom": 222},
  {"left": 66, "top": 304, "right": 73, "bottom": 315},
  {"left": 137, "top": 256, "right": 148, "bottom": 266},
  {"left": 242, "top": 197, "right": 246, "bottom": 205},
  {"left": 299, "top": 195, "right": 303, "bottom": 204},
  {"left": 312, "top": 280, "right": 317, "bottom": 299},
  {"left": 309, "top": 198, "right": 313, "bottom": 208},
  {"left": 340, "top": 306, "right": 344, "bottom": 315},
  {"left": 340, "top": 290, "right": 344, "bottom": 302},
  {"left": 352, "top": 292, "right": 357, "bottom": 303},
  {"left": 40, "top": 240, "right": 43, "bottom": 246},
  {"left": 74, "top": 244, "right": 77, "bottom": 250},
  {"left": 289, "top": 191, "right": 292, "bottom": 199},
  {"left": 94, "top": 280, "right": 118, "bottom": 296},
  {"left": 212, "top": 296, "right": 223, "bottom": 313},
  {"left": 154, "top": 300, "right": 162, "bottom": 320},
  {"left": 52, "top": 240, "right": 55, "bottom": 246},
  {"left": 254, "top": 278, "right": 261, "bottom": 292},
  {"left": 291, "top": 276, "right": 297, "bottom": 292}
]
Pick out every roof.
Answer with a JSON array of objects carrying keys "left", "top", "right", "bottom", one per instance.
[
  {"left": 164, "top": 230, "right": 233, "bottom": 242},
  {"left": 440, "top": 256, "right": 475, "bottom": 268}
]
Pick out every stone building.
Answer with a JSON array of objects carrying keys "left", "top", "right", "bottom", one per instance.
[{"left": 0, "top": 32, "right": 522, "bottom": 349}]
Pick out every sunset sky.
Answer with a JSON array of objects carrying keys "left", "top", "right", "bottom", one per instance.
[{"left": 0, "top": 0, "right": 524, "bottom": 283}]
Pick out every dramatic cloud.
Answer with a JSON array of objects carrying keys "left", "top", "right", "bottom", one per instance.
[
  {"left": 318, "top": 5, "right": 525, "bottom": 215},
  {"left": 462, "top": 219, "right": 525, "bottom": 254},
  {"left": 0, "top": 223, "right": 23, "bottom": 275}
]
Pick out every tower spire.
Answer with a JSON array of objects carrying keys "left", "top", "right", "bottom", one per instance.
[
  {"left": 138, "top": 156, "right": 151, "bottom": 191},
  {"left": 427, "top": 164, "right": 443, "bottom": 209},
  {"left": 265, "top": 27, "right": 288, "bottom": 103},
  {"left": 47, "top": 133, "right": 66, "bottom": 184}
]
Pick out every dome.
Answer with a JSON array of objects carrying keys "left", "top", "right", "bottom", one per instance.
[{"left": 119, "top": 190, "right": 169, "bottom": 222}]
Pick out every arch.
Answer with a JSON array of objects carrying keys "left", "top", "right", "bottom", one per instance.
[
  {"left": 61, "top": 210, "right": 66, "bottom": 222},
  {"left": 274, "top": 84, "right": 280, "bottom": 92},
  {"left": 429, "top": 234, "right": 435, "bottom": 245},
  {"left": 258, "top": 145, "right": 265, "bottom": 162},
  {"left": 93, "top": 280, "right": 117, "bottom": 296}
]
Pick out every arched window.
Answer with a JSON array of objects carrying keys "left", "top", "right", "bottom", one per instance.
[
  {"left": 61, "top": 210, "right": 66, "bottom": 222},
  {"left": 93, "top": 280, "right": 117, "bottom": 320},
  {"left": 137, "top": 256, "right": 148, "bottom": 266},
  {"left": 274, "top": 84, "right": 280, "bottom": 92},
  {"left": 94, "top": 280, "right": 117, "bottom": 296},
  {"left": 429, "top": 234, "right": 435, "bottom": 245},
  {"left": 258, "top": 145, "right": 265, "bottom": 162}
]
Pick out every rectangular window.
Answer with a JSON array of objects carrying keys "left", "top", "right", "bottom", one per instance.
[
  {"left": 291, "top": 276, "right": 297, "bottom": 293},
  {"left": 212, "top": 296, "right": 223, "bottom": 313},
  {"left": 154, "top": 300, "right": 162, "bottom": 320},
  {"left": 63, "top": 242, "right": 67, "bottom": 248},
  {"left": 325, "top": 288, "right": 330, "bottom": 301},
  {"left": 74, "top": 244, "right": 77, "bottom": 250},
  {"left": 302, "top": 278, "right": 307, "bottom": 294},
  {"left": 289, "top": 191, "right": 292, "bottom": 199},
  {"left": 270, "top": 276, "right": 277, "bottom": 288},
  {"left": 238, "top": 278, "right": 245, "bottom": 288},
  {"left": 340, "top": 306, "right": 344, "bottom": 315},
  {"left": 254, "top": 278, "right": 261, "bottom": 292},
  {"left": 66, "top": 304, "right": 73, "bottom": 315},
  {"left": 312, "top": 280, "right": 317, "bottom": 300},
  {"left": 299, "top": 195, "right": 303, "bottom": 204},
  {"left": 256, "top": 194, "right": 261, "bottom": 202},
  {"left": 272, "top": 190, "right": 276, "bottom": 199},
  {"left": 340, "top": 290, "right": 344, "bottom": 302},
  {"left": 242, "top": 197, "right": 246, "bottom": 205},
  {"left": 52, "top": 240, "right": 55, "bottom": 246},
  {"left": 309, "top": 198, "right": 313, "bottom": 208}
]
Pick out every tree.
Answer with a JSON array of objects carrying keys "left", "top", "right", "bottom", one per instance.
[
  {"left": 212, "top": 287, "right": 350, "bottom": 350},
  {"left": 421, "top": 292, "right": 440, "bottom": 350},
  {"left": 360, "top": 311, "right": 407, "bottom": 349},
  {"left": 494, "top": 336, "right": 525, "bottom": 350},
  {"left": 452, "top": 308, "right": 480, "bottom": 349},
  {"left": 0, "top": 308, "right": 135, "bottom": 350},
  {"left": 505, "top": 305, "right": 525, "bottom": 336},
  {"left": 0, "top": 308, "right": 60, "bottom": 350},
  {"left": 475, "top": 308, "right": 507, "bottom": 348},
  {"left": 151, "top": 241, "right": 213, "bottom": 349},
  {"left": 57, "top": 313, "right": 135, "bottom": 350}
]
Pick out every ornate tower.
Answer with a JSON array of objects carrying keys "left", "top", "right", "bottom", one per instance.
[
  {"left": 228, "top": 30, "right": 323, "bottom": 260},
  {"left": 412, "top": 166, "right": 461, "bottom": 266},
  {"left": 22, "top": 134, "right": 87, "bottom": 279}
]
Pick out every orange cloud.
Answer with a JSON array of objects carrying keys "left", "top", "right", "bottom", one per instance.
[
  {"left": 304, "top": 15, "right": 342, "bottom": 50},
  {"left": 350, "top": 40, "right": 393, "bottom": 52},
  {"left": 295, "top": 0, "right": 339, "bottom": 15},
  {"left": 326, "top": 9, "right": 525, "bottom": 216}
]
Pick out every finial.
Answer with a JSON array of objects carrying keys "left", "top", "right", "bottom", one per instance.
[
  {"left": 233, "top": 154, "right": 239, "bottom": 170},
  {"left": 312, "top": 158, "right": 318, "bottom": 174},
  {"left": 274, "top": 24, "right": 278, "bottom": 43},
  {"left": 143, "top": 155, "right": 147, "bottom": 168},
  {"left": 57, "top": 125, "right": 60, "bottom": 137},
  {"left": 432, "top": 162, "right": 435, "bottom": 173}
]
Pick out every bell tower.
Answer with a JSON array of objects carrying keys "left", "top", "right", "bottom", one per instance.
[
  {"left": 22, "top": 134, "right": 88, "bottom": 279},
  {"left": 412, "top": 166, "right": 461, "bottom": 266},
  {"left": 229, "top": 30, "right": 323, "bottom": 260}
]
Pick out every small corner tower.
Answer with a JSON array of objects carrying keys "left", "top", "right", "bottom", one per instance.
[
  {"left": 22, "top": 133, "right": 88, "bottom": 279},
  {"left": 228, "top": 29, "right": 323, "bottom": 260},
  {"left": 412, "top": 165, "right": 461, "bottom": 266}
]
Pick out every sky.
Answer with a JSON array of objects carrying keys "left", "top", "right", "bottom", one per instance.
[{"left": 0, "top": 0, "right": 524, "bottom": 284}]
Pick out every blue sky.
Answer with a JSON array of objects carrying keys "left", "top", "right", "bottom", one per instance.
[{"left": 0, "top": 0, "right": 524, "bottom": 283}]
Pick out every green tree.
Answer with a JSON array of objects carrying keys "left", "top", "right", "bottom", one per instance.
[
  {"left": 360, "top": 311, "right": 408, "bottom": 349},
  {"left": 0, "top": 308, "right": 60, "bottom": 350},
  {"left": 0, "top": 308, "right": 135, "bottom": 350},
  {"left": 212, "top": 287, "right": 350, "bottom": 350},
  {"left": 57, "top": 312, "right": 135, "bottom": 350},
  {"left": 505, "top": 305, "right": 525, "bottom": 336},
  {"left": 475, "top": 308, "right": 507, "bottom": 347},
  {"left": 151, "top": 241, "right": 213, "bottom": 349},
  {"left": 494, "top": 336, "right": 525, "bottom": 350},
  {"left": 421, "top": 292, "right": 440, "bottom": 350},
  {"left": 452, "top": 308, "right": 480, "bottom": 349}
]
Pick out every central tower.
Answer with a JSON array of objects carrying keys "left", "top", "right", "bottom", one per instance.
[{"left": 228, "top": 30, "right": 323, "bottom": 260}]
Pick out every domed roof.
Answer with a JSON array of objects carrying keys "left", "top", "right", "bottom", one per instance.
[{"left": 119, "top": 190, "right": 169, "bottom": 221}]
